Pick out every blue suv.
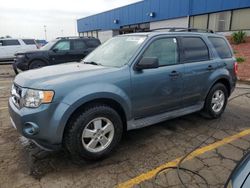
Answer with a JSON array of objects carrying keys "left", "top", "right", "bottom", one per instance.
[{"left": 8, "top": 29, "right": 237, "bottom": 160}]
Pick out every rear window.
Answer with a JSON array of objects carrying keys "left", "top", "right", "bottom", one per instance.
[
  {"left": 182, "top": 37, "right": 210, "bottom": 63},
  {"left": 208, "top": 37, "right": 232, "bottom": 59},
  {"left": 23, "top": 39, "right": 36, "bottom": 45},
  {"left": 85, "top": 39, "right": 101, "bottom": 48},
  {"left": 2, "top": 40, "right": 20, "bottom": 46}
]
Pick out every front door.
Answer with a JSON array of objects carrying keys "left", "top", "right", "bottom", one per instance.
[
  {"left": 131, "top": 37, "right": 184, "bottom": 119},
  {"left": 49, "top": 40, "right": 72, "bottom": 64}
]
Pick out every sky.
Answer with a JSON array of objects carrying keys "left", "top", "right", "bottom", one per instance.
[{"left": 0, "top": 0, "right": 141, "bottom": 40}]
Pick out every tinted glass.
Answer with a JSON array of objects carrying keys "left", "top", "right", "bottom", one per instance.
[
  {"left": 2, "top": 40, "right": 20, "bottom": 46},
  {"left": 142, "top": 38, "right": 178, "bottom": 66},
  {"left": 84, "top": 36, "right": 146, "bottom": 67},
  {"left": 73, "top": 40, "right": 86, "bottom": 50},
  {"left": 23, "top": 39, "right": 36, "bottom": 45},
  {"left": 53, "top": 41, "right": 70, "bottom": 51},
  {"left": 208, "top": 37, "right": 232, "bottom": 59},
  {"left": 85, "top": 39, "right": 101, "bottom": 47},
  {"left": 182, "top": 37, "right": 209, "bottom": 63}
]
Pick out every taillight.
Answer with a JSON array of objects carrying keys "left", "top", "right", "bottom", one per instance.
[{"left": 234, "top": 62, "right": 238, "bottom": 75}]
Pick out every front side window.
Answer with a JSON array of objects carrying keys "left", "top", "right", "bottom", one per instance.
[
  {"left": 84, "top": 36, "right": 146, "bottom": 67},
  {"left": 182, "top": 37, "right": 209, "bottom": 63},
  {"left": 142, "top": 38, "right": 178, "bottom": 66},
  {"left": 53, "top": 41, "right": 70, "bottom": 51},
  {"left": 23, "top": 39, "right": 36, "bottom": 45}
]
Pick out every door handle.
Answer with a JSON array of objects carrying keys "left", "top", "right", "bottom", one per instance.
[
  {"left": 207, "top": 65, "right": 214, "bottom": 71},
  {"left": 169, "top": 71, "right": 180, "bottom": 77}
]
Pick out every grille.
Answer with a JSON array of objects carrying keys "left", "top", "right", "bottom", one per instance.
[{"left": 11, "top": 84, "right": 23, "bottom": 108}]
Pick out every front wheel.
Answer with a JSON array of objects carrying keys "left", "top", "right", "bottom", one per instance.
[
  {"left": 64, "top": 104, "right": 123, "bottom": 160},
  {"left": 202, "top": 83, "right": 228, "bottom": 119},
  {"left": 29, "top": 60, "right": 47, "bottom": 70}
]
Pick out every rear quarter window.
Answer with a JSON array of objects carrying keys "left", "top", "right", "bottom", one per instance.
[
  {"left": 85, "top": 39, "right": 101, "bottom": 48},
  {"left": 23, "top": 39, "right": 36, "bottom": 45},
  {"left": 2, "top": 40, "right": 20, "bottom": 46},
  {"left": 208, "top": 37, "right": 232, "bottom": 59},
  {"left": 182, "top": 37, "right": 210, "bottom": 63}
]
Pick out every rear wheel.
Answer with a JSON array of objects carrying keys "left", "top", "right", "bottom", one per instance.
[
  {"left": 64, "top": 104, "right": 123, "bottom": 160},
  {"left": 202, "top": 83, "right": 228, "bottom": 119},
  {"left": 29, "top": 60, "right": 47, "bottom": 70}
]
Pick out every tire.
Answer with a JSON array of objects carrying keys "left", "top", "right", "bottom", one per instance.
[
  {"left": 202, "top": 83, "right": 228, "bottom": 119},
  {"left": 29, "top": 60, "right": 47, "bottom": 70},
  {"left": 64, "top": 104, "right": 123, "bottom": 161}
]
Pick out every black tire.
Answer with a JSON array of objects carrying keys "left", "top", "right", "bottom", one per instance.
[
  {"left": 64, "top": 104, "right": 123, "bottom": 161},
  {"left": 202, "top": 83, "right": 228, "bottom": 119},
  {"left": 29, "top": 60, "right": 47, "bottom": 70}
]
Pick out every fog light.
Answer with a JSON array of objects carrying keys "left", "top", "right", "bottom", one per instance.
[{"left": 23, "top": 122, "right": 39, "bottom": 136}]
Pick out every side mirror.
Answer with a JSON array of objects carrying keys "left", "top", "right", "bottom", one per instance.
[
  {"left": 135, "top": 57, "right": 159, "bottom": 70},
  {"left": 52, "top": 48, "right": 58, "bottom": 53}
]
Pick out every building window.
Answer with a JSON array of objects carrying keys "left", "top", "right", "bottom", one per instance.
[
  {"left": 231, "top": 8, "right": 250, "bottom": 30},
  {"left": 190, "top": 14, "right": 208, "bottom": 29},
  {"left": 208, "top": 11, "right": 231, "bottom": 32}
]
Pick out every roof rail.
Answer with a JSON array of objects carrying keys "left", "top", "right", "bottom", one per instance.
[
  {"left": 56, "top": 36, "right": 97, "bottom": 39},
  {"left": 150, "top": 27, "right": 214, "bottom": 33}
]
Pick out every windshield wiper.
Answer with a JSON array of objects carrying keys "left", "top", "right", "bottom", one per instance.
[{"left": 83, "top": 61, "right": 102, "bottom": 66}]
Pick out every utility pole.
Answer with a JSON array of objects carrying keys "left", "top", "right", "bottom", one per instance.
[{"left": 44, "top": 25, "right": 47, "bottom": 40}]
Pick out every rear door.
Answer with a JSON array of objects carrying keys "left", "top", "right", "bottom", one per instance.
[
  {"left": 2, "top": 39, "right": 22, "bottom": 59},
  {"left": 71, "top": 39, "right": 88, "bottom": 61},
  {"left": 131, "top": 36, "right": 184, "bottom": 118},
  {"left": 0, "top": 40, "right": 7, "bottom": 60},
  {"left": 180, "top": 36, "right": 217, "bottom": 107}
]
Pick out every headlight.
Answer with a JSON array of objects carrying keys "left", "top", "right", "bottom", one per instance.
[
  {"left": 23, "top": 89, "right": 54, "bottom": 108},
  {"left": 16, "top": 54, "right": 25, "bottom": 59}
]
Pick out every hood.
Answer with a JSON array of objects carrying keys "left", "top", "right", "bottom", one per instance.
[
  {"left": 15, "top": 49, "right": 47, "bottom": 55},
  {"left": 14, "top": 62, "right": 112, "bottom": 89}
]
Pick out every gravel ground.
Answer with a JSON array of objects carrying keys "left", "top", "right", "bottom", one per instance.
[{"left": 0, "top": 64, "right": 250, "bottom": 188}]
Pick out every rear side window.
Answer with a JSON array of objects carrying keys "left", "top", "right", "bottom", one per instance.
[
  {"left": 2, "top": 40, "right": 20, "bottom": 46},
  {"left": 182, "top": 37, "right": 209, "bottom": 63},
  {"left": 23, "top": 39, "right": 36, "bottom": 45},
  {"left": 85, "top": 39, "right": 101, "bottom": 48},
  {"left": 208, "top": 37, "right": 232, "bottom": 59},
  {"left": 72, "top": 40, "right": 87, "bottom": 50}
]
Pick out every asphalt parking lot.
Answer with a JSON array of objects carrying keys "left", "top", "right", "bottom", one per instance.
[{"left": 0, "top": 64, "right": 250, "bottom": 188}]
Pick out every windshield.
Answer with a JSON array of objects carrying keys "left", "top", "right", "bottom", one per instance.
[
  {"left": 41, "top": 40, "right": 57, "bottom": 50},
  {"left": 83, "top": 35, "right": 147, "bottom": 67}
]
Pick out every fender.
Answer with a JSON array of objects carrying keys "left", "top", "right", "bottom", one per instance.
[
  {"left": 204, "top": 68, "right": 232, "bottom": 100},
  {"left": 55, "top": 83, "right": 132, "bottom": 141},
  {"left": 28, "top": 57, "right": 49, "bottom": 66}
]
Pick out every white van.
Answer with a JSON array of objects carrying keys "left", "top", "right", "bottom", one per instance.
[{"left": 0, "top": 39, "right": 38, "bottom": 61}]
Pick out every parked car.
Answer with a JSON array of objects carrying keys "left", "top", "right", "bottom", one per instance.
[
  {"left": 225, "top": 151, "right": 250, "bottom": 188},
  {"left": 9, "top": 28, "right": 237, "bottom": 160},
  {"left": 13, "top": 37, "right": 101, "bottom": 74},
  {"left": 35, "top": 39, "right": 48, "bottom": 48},
  {"left": 0, "top": 38, "right": 37, "bottom": 61}
]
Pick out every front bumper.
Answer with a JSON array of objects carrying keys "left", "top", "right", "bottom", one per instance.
[
  {"left": 13, "top": 57, "right": 29, "bottom": 72},
  {"left": 8, "top": 98, "right": 70, "bottom": 150}
]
